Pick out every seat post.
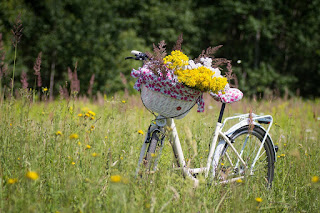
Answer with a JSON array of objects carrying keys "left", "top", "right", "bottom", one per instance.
[{"left": 218, "top": 103, "right": 226, "bottom": 123}]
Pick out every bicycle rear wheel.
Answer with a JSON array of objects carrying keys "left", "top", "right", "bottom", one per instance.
[{"left": 213, "top": 125, "right": 275, "bottom": 186}]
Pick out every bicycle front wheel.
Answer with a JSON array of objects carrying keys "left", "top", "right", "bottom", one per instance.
[
  {"left": 213, "top": 125, "right": 275, "bottom": 186},
  {"left": 143, "top": 130, "right": 163, "bottom": 172}
]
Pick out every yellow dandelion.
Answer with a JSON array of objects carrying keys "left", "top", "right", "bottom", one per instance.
[
  {"left": 236, "top": 179, "right": 243, "bottom": 183},
  {"left": 311, "top": 176, "right": 319, "bottom": 183},
  {"left": 86, "top": 145, "right": 91, "bottom": 149},
  {"left": 255, "top": 197, "right": 262, "bottom": 203},
  {"left": 71, "top": 162, "right": 76, "bottom": 165},
  {"left": 120, "top": 156, "right": 123, "bottom": 160},
  {"left": 122, "top": 100, "right": 126, "bottom": 103},
  {"left": 90, "top": 116, "right": 95, "bottom": 120},
  {"left": 138, "top": 130, "right": 144, "bottom": 135},
  {"left": 10, "top": 123, "right": 12, "bottom": 126},
  {"left": 220, "top": 163, "right": 224, "bottom": 166},
  {"left": 56, "top": 131, "right": 62, "bottom": 136},
  {"left": 284, "top": 143, "right": 287, "bottom": 146},
  {"left": 277, "top": 155, "right": 280, "bottom": 158},
  {"left": 280, "top": 154, "right": 285, "bottom": 157},
  {"left": 88, "top": 110, "right": 96, "bottom": 116},
  {"left": 78, "top": 141, "right": 81, "bottom": 146},
  {"left": 105, "top": 136, "right": 108, "bottom": 139},
  {"left": 69, "top": 133, "right": 79, "bottom": 139},
  {"left": 92, "top": 152, "right": 98, "bottom": 157},
  {"left": 78, "top": 113, "right": 83, "bottom": 117},
  {"left": 26, "top": 171, "right": 39, "bottom": 180},
  {"left": 17, "top": 157, "right": 20, "bottom": 160},
  {"left": 110, "top": 175, "right": 121, "bottom": 183},
  {"left": 42, "top": 87, "right": 48, "bottom": 92},
  {"left": 85, "top": 113, "right": 90, "bottom": 117},
  {"left": 8, "top": 178, "right": 18, "bottom": 184}
]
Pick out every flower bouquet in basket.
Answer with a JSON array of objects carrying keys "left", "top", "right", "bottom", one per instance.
[{"left": 131, "top": 34, "right": 243, "bottom": 119}]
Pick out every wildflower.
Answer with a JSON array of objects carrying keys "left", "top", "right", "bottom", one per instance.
[
  {"left": 311, "top": 176, "right": 319, "bottom": 183},
  {"left": 69, "top": 134, "right": 79, "bottom": 139},
  {"left": 105, "top": 136, "right": 108, "bottom": 139},
  {"left": 236, "top": 179, "right": 243, "bottom": 183},
  {"left": 26, "top": 171, "right": 39, "bottom": 180},
  {"left": 71, "top": 162, "right": 76, "bottom": 165},
  {"left": 78, "top": 141, "right": 81, "bottom": 146},
  {"left": 280, "top": 154, "right": 285, "bottom": 157},
  {"left": 120, "top": 156, "right": 123, "bottom": 160},
  {"left": 138, "top": 130, "right": 144, "bottom": 135},
  {"left": 255, "top": 197, "right": 262, "bottom": 203},
  {"left": 220, "top": 163, "right": 224, "bottom": 166},
  {"left": 8, "top": 178, "right": 18, "bottom": 184},
  {"left": 78, "top": 113, "right": 83, "bottom": 117},
  {"left": 110, "top": 175, "right": 121, "bottom": 183},
  {"left": 284, "top": 143, "right": 287, "bottom": 147},
  {"left": 42, "top": 87, "right": 48, "bottom": 92},
  {"left": 88, "top": 110, "right": 96, "bottom": 116},
  {"left": 85, "top": 113, "right": 90, "bottom": 117},
  {"left": 90, "top": 116, "right": 95, "bottom": 120},
  {"left": 86, "top": 145, "right": 91, "bottom": 149},
  {"left": 122, "top": 100, "right": 126, "bottom": 103},
  {"left": 17, "top": 157, "right": 20, "bottom": 160},
  {"left": 10, "top": 123, "right": 12, "bottom": 126},
  {"left": 92, "top": 152, "right": 98, "bottom": 157},
  {"left": 56, "top": 131, "right": 62, "bottom": 136}
]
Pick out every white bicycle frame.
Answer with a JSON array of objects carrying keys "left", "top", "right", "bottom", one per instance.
[{"left": 136, "top": 109, "right": 276, "bottom": 185}]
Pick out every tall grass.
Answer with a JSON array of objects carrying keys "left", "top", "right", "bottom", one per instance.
[{"left": 0, "top": 94, "right": 319, "bottom": 212}]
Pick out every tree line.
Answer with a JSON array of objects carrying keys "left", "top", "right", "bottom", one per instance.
[{"left": 0, "top": 0, "right": 319, "bottom": 99}]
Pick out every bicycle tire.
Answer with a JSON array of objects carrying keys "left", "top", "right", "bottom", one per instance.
[
  {"left": 213, "top": 125, "right": 275, "bottom": 186},
  {"left": 144, "top": 130, "right": 162, "bottom": 172}
]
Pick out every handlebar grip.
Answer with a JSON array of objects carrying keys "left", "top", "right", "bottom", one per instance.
[{"left": 131, "top": 50, "right": 142, "bottom": 56}]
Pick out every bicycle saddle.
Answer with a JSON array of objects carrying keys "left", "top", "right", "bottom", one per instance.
[{"left": 210, "top": 87, "right": 243, "bottom": 103}]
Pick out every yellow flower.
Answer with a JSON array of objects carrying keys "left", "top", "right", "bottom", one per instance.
[
  {"left": 122, "top": 100, "right": 126, "bottom": 103},
  {"left": 236, "top": 179, "right": 243, "bottom": 183},
  {"left": 69, "top": 133, "right": 79, "bottom": 139},
  {"left": 220, "top": 163, "right": 224, "bottom": 166},
  {"left": 56, "top": 131, "right": 62, "bottom": 136},
  {"left": 88, "top": 110, "right": 96, "bottom": 116},
  {"left": 78, "top": 141, "right": 81, "bottom": 146},
  {"left": 8, "top": 178, "right": 18, "bottom": 184},
  {"left": 92, "top": 152, "right": 98, "bottom": 157},
  {"left": 85, "top": 113, "right": 90, "bottom": 117},
  {"left": 105, "top": 136, "right": 108, "bottom": 139},
  {"left": 280, "top": 154, "right": 285, "bottom": 157},
  {"left": 90, "top": 116, "right": 95, "bottom": 120},
  {"left": 138, "top": 130, "right": 144, "bottom": 135},
  {"left": 26, "top": 171, "right": 39, "bottom": 180},
  {"left": 255, "top": 197, "right": 262, "bottom": 203},
  {"left": 86, "top": 145, "right": 91, "bottom": 149},
  {"left": 78, "top": 113, "right": 83, "bottom": 117},
  {"left": 42, "top": 87, "right": 48, "bottom": 92},
  {"left": 71, "top": 162, "right": 76, "bottom": 165},
  {"left": 311, "top": 176, "right": 319, "bottom": 183},
  {"left": 110, "top": 175, "right": 121, "bottom": 183}
]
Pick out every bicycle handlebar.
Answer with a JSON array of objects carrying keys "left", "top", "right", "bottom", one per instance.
[{"left": 125, "top": 50, "right": 149, "bottom": 61}]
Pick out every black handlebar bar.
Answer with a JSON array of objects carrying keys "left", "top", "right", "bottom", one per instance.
[{"left": 125, "top": 50, "right": 149, "bottom": 61}]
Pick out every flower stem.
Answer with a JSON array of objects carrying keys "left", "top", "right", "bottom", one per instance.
[{"left": 11, "top": 44, "right": 17, "bottom": 98}]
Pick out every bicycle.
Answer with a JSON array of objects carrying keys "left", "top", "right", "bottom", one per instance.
[{"left": 126, "top": 50, "right": 278, "bottom": 186}]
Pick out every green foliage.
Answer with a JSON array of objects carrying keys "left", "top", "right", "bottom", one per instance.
[
  {"left": 0, "top": 97, "right": 319, "bottom": 212},
  {"left": 0, "top": 0, "right": 319, "bottom": 98}
]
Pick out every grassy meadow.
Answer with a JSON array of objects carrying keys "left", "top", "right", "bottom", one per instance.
[{"left": 0, "top": 93, "right": 319, "bottom": 212}]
